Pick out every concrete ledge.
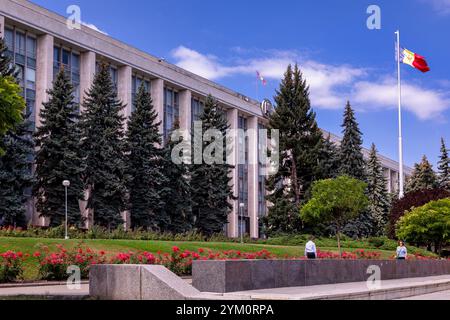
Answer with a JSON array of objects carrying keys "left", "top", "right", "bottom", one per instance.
[
  {"left": 192, "top": 260, "right": 450, "bottom": 293},
  {"left": 89, "top": 265, "right": 202, "bottom": 300}
]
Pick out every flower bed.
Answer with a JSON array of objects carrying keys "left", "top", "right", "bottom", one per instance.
[
  {"left": 0, "top": 245, "right": 444, "bottom": 284},
  {"left": 0, "top": 251, "right": 26, "bottom": 283}
]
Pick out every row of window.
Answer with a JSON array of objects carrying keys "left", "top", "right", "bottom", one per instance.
[
  {"left": 4, "top": 27, "right": 37, "bottom": 129},
  {"left": 53, "top": 46, "right": 81, "bottom": 104}
]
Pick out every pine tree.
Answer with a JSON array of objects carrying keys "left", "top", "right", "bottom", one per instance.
[
  {"left": 0, "top": 38, "right": 33, "bottom": 227},
  {"left": 0, "top": 120, "right": 34, "bottom": 227},
  {"left": 80, "top": 63, "right": 128, "bottom": 229},
  {"left": 264, "top": 65, "right": 323, "bottom": 234},
  {"left": 339, "top": 101, "right": 366, "bottom": 181},
  {"left": 406, "top": 155, "right": 439, "bottom": 193},
  {"left": 190, "top": 95, "right": 233, "bottom": 235},
  {"left": 126, "top": 83, "right": 167, "bottom": 230},
  {"left": 316, "top": 134, "right": 339, "bottom": 179},
  {"left": 33, "top": 69, "right": 84, "bottom": 226},
  {"left": 161, "top": 122, "right": 194, "bottom": 234},
  {"left": 438, "top": 138, "right": 450, "bottom": 191},
  {"left": 366, "top": 144, "right": 390, "bottom": 236}
]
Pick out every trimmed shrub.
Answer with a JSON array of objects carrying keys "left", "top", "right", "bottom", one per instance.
[{"left": 388, "top": 188, "right": 450, "bottom": 238}]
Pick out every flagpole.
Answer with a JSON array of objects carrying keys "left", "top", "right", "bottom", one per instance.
[{"left": 396, "top": 30, "right": 405, "bottom": 198}]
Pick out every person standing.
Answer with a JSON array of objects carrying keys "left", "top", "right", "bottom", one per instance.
[
  {"left": 396, "top": 240, "right": 408, "bottom": 260},
  {"left": 305, "top": 236, "right": 318, "bottom": 259}
]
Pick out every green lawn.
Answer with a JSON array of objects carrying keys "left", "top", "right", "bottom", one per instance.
[{"left": 1, "top": 236, "right": 425, "bottom": 281}]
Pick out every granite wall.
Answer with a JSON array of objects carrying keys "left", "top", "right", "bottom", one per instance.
[{"left": 192, "top": 259, "right": 450, "bottom": 293}]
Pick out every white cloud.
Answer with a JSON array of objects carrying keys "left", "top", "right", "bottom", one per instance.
[
  {"left": 352, "top": 78, "right": 450, "bottom": 120},
  {"left": 171, "top": 45, "right": 450, "bottom": 120},
  {"left": 82, "top": 22, "right": 108, "bottom": 35},
  {"left": 171, "top": 46, "right": 365, "bottom": 109},
  {"left": 420, "top": 0, "right": 450, "bottom": 14}
]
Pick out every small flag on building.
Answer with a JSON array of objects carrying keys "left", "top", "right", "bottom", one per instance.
[
  {"left": 256, "top": 71, "right": 267, "bottom": 86},
  {"left": 400, "top": 48, "right": 430, "bottom": 73}
]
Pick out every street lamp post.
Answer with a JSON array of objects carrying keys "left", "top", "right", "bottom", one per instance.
[
  {"left": 62, "top": 180, "right": 70, "bottom": 240},
  {"left": 239, "top": 203, "right": 245, "bottom": 244}
]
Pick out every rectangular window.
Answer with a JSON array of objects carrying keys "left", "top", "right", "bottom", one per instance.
[
  {"left": 164, "top": 87, "right": 179, "bottom": 143},
  {"left": 6, "top": 26, "right": 37, "bottom": 128},
  {"left": 191, "top": 98, "right": 204, "bottom": 126},
  {"left": 15, "top": 31, "right": 26, "bottom": 65},
  {"left": 131, "top": 75, "right": 151, "bottom": 112},
  {"left": 5, "top": 28, "right": 14, "bottom": 53}
]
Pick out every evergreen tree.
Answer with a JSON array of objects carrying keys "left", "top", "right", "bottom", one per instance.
[
  {"left": 339, "top": 101, "right": 366, "bottom": 181},
  {"left": 366, "top": 144, "right": 390, "bottom": 236},
  {"left": 406, "top": 155, "right": 439, "bottom": 193},
  {"left": 161, "top": 122, "right": 194, "bottom": 234},
  {"left": 190, "top": 95, "right": 233, "bottom": 235},
  {"left": 264, "top": 64, "right": 323, "bottom": 233},
  {"left": 33, "top": 69, "right": 84, "bottom": 226},
  {"left": 126, "top": 83, "right": 167, "bottom": 230},
  {"left": 80, "top": 63, "right": 128, "bottom": 229},
  {"left": 0, "top": 120, "right": 34, "bottom": 227},
  {"left": 438, "top": 138, "right": 450, "bottom": 191},
  {"left": 316, "top": 134, "right": 339, "bottom": 179},
  {"left": 0, "top": 37, "right": 33, "bottom": 227}
]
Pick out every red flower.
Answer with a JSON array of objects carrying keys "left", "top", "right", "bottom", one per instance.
[{"left": 172, "top": 246, "right": 180, "bottom": 253}]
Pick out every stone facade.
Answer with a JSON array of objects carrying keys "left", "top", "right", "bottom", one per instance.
[{"left": 0, "top": 0, "right": 413, "bottom": 238}]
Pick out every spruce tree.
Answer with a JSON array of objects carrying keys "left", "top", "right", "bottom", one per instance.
[
  {"left": 190, "top": 95, "right": 233, "bottom": 235},
  {"left": 0, "top": 38, "right": 33, "bottom": 227},
  {"left": 0, "top": 120, "right": 34, "bottom": 227},
  {"left": 438, "top": 138, "right": 450, "bottom": 191},
  {"left": 33, "top": 69, "right": 84, "bottom": 226},
  {"left": 126, "top": 83, "right": 167, "bottom": 230},
  {"left": 161, "top": 122, "right": 194, "bottom": 234},
  {"left": 316, "top": 134, "right": 339, "bottom": 179},
  {"left": 80, "top": 63, "right": 128, "bottom": 229},
  {"left": 339, "top": 101, "right": 366, "bottom": 181},
  {"left": 264, "top": 64, "right": 323, "bottom": 234},
  {"left": 406, "top": 155, "right": 439, "bottom": 192},
  {"left": 366, "top": 144, "right": 390, "bottom": 236}
]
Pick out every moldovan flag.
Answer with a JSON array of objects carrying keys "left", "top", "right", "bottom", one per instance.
[
  {"left": 256, "top": 71, "right": 267, "bottom": 86},
  {"left": 400, "top": 48, "right": 430, "bottom": 73}
]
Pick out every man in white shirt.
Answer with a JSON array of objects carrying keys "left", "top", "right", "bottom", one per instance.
[{"left": 305, "top": 236, "right": 318, "bottom": 259}]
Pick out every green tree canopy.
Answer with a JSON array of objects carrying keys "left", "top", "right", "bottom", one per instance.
[
  {"left": 33, "top": 69, "right": 85, "bottom": 227},
  {"left": 0, "top": 76, "right": 25, "bottom": 154},
  {"left": 406, "top": 155, "right": 439, "bottom": 193},
  {"left": 126, "top": 83, "right": 167, "bottom": 230},
  {"left": 300, "top": 175, "right": 368, "bottom": 255},
  {"left": 339, "top": 101, "right": 366, "bottom": 181},
  {"left": 396, "top": 198, "right": 450, "bottom": 255}
]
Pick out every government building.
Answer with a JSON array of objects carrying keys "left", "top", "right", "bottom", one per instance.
[{"left": 0, "top": 0, "right": 412, "bottom": 238}]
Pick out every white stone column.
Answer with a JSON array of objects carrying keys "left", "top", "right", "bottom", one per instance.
[
  {"left": 387, "top": 168, "right": 392, "bottom": 194},
  {"left": 34, "top": 34, "right": 54, "bottom": 227},
  {"left": 78, "top": 51, "right": 97, "bottom": 229},
  {"left": 247, "top": 116, "right": 259, "bottom": 239},
  {"left": 0, "top": 15, "right": 5, "bottom": 38},
  {"left": 117, "top": 65, "right": 132, "bottom": 229},
  {"left": 80, "top": 51, "right": 96, "bottom": 111},
  {"left": 151, "top": 78, "right": 164, "bottom": 136},
  {"left": 35, "top": 34, "right": 54, "bottom": 129},
  {"left": 226, "top": 108, "right": 239, "bottom": 238},
  {"left": 179, "top": 89, "right": 192, "bottom": 133},
  {"left": 118, "top": 65, "right": 132, "bottom": 128}
]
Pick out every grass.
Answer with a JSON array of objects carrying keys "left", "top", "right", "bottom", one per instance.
[{"left": 0, "top": 237, "right": 437, "bottom": 281}]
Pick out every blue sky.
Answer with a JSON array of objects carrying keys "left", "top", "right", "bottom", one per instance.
[{"left": 31, "top": 0, "right": 450, "bottom": 168}]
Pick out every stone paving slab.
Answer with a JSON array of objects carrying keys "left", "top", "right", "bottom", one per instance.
[
  {"left": 0, "top": 284, "right": 89, "bottom": 297},
  {"left": 222, "top": 275, "right": 450, "bottom": 300}
]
